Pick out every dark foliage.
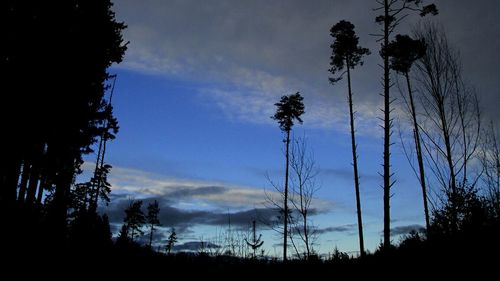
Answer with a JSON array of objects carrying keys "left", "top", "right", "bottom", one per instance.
[
  {"left": 329, "top": 20, "right": 370, "bottom": 83},
  {"left": 0, "top": 0, "right": 126, "bottom": 257}
]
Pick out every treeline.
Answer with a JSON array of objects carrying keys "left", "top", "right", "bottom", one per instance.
[{"left": 0, "top": 0, "right": 126, "bottom": 254}]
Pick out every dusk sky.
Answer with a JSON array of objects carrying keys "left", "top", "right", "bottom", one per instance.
[{"left": 85, "top": 0, "right": 500, "bottom": 255}]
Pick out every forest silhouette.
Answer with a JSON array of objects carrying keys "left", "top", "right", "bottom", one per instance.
[{"left": 1, "top": 0, "right": 499, "bottom": 276}]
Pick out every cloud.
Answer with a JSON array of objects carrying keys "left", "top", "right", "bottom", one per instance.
[
  {"left": 108, "top": 165, "right": 270, "bottom": 208},
  {"left": 316, "top": 224, "right": 357, "bottom": 234},
  {"left": 111, "top": 0, "right": 500, "bottom": 133},
  {"left": 390, "top": 224, "right": 425, "bottom": 236},
  {"left": 98, "top": 164, "right": 337, "bottom": 239}
]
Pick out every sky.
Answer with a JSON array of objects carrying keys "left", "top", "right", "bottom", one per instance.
[{"left": 86, "top": 0, "right": 500, "bottom": 256}]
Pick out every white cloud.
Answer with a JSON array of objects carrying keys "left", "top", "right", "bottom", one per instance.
[{"left": 107, "top": 165, "right": 335, "bottom": 213}]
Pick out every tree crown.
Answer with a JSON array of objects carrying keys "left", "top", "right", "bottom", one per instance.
[
  {"left": 272, "top": 92, "right": 305, "bottom": 133},
  {"left": 329, "top": 20, "right": 370, "bottom": 83},
  {"left": 385, "top": 34, "right": 426, "bottom": 74}
]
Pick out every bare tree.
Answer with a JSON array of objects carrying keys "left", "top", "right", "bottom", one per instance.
[
  {"left": 413, "top": 22, "right": 482, "bottom": 231},
  {"left": 288, "top": 137, "right": 320, "bottom": 259},
  {"left": 480, "top": 121, "right": 500, "bottom": 215},
  {"left": 265, "top": 136, "right": 320, "bottom": 260}
]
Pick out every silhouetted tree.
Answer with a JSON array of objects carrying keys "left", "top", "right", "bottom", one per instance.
[
  {"left": 146, "top": 200, "right": 161, "bottom": 248},
  {"left": 289, "top": 137, "right": 320, "bottom": 259},
  {"left": 480, "top": 121, "right": 500, "bottom": 217},
  {"left": 386, "top": 34, "right": 430, "bottom": 233},
  {"left": 166, "top": 228, "right": 177, "bottom": 254},
  {"left": 245, "top": 220, "right": 264, "bottom": 259},
  {"left": 329, "top": 20, "right": 370, "bottom": 257},
  {"left": 272, "top": 92, "right": 305, "bottom": 261},
  {"left": 0, "top": 0, "right": 126, "bottom": 248},
  {"left": 123, "top": 200, "right": 145, "bottom": 242},
  {"left": 414, "top": 23, "right": 481, "bottom": 232},
  {"left": 373, "top": 0, "right": 437, "bottom": 249}
]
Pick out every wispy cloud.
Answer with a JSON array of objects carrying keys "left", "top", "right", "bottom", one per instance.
[
  {"left": 390, "top": 224, "right": 425, "bottom": 236},
  {"left": 113, "top": 0, "right": 500, "bottom": 132},
  {"left": 108, "top": 165, "right": 268, "bottom": 209},
  {"left": 316, "top": 224, "right": 357, "bottom": 234},
  {"left": 111, "top": 0, "right": 387, "bottom": 132}
]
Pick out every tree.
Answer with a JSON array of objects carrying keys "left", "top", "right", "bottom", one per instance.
[
  {"left": 0, "top": 0, "right": 126, "bottom": 249},
  {"left": 329, "top": 20, "right": 370, "bottom": 257},
  {"left": 272, "top": 92, "right": 305, "bottom": 261},
  {"left": 373, "top": 0, "right": 437, "bottom": 249},
  {"left": 123, "top": 200, "right": 145, "bottom": 242},
  {"left": 480, "top": 122, "right": 500, "bottom": 216},
  {"left": 245, "top": 220, "right": 264, "bottom": 259},
  {"left": 413, "top": 22, "right": 481, "bottom": 233},
  {"left": 386, "top": 34, "right": 430, "bottom": 234},
  {"left": 288, "top": 137, "right": 320, "bottom": 259},
  {"left": 146, "top": 200, "right": 161, "bottom": 248},
  {"left": 166, "top": 228, "right": 177, "bottom": 254}
]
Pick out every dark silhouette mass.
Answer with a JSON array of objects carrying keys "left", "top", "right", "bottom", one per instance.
[{"left": 0, "top": 0, "right": 126, "bottom": 258}]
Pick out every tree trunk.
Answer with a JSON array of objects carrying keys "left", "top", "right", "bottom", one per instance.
[
  {"left": 36, "top": 172, "right": 47, "bottom": 205},
  {"left": 26, "top": 145, "right": 43, "bottom": 207},
  {"left": 405, "top": 73, "right": 430, "bottom": 234},
  {"left": 149, "top": 224, "right": 154, "bottom": 248},
  {"left": 283, "top": 129, "right": 290, "bottom": 262},
  {"left": 1, "top": 156, "right": 22, "bottom": 205},
  {"left": 383, "top": 0, "right": 392, "bottom": 249},
  {"left": 17, "top": 160, "right": 31, "bottom": 203},
  {"left": 346, "top": 59, "right": 365, "bottom": 257}
]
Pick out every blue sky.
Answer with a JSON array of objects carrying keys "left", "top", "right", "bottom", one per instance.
[{"left": 84, "top": 0, "right": 500, "bottom": 256}]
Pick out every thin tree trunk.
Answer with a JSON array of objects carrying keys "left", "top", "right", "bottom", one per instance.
[
  {"left": 149, "top": 225, "right": 153, "bottom": 247},
  {"left": 383, "top": 0, "right": 392, "bottom": 249},
  {"left": 2, "top": 156, "right": 22, "bottom": 205},
  {"left": 283, "top": 130, "right": 290, "bottom": 262},
  {"left": 438, "top": 98, "right": 458, "bottom": 231},
  {"left": 36, "top": 172, "right": 47, "bottom": 205},
  {"left": 300, "top": 185, "right": 310, "bottom": 258},
  {"left": 17, "top": 160, "right": 31, "bottom": 203},
  {"left": 90, "top": 134, "right": 104, "bottom": 212},
  {"left": 26, "top": 150, "right": 42, "bottom": 206},
  {"left": 347, "top": 59, "right": 365, "bottom": 257},
  {"left": 405, "top": 73, "right": 430, "bottom": 234}
]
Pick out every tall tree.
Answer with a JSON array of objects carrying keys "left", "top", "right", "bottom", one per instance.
[
  {"left": 272, "top": 92, "right": 305, "bottom": 261},
  {"left": 385, "top": 34, "right": 430, "bottom": 234},
  {"left": 373, "top": 0, "right": 437, "bottom": 249},
  {"left": 414, "top": 23, "right": 481, "bottom": 232},
  {"left": 329, "top": 20, "right": 370, "bottom": 257},
  {"left": 146, "top": 200, "right": 161, "bottom": 248},
  {"left": 123, "top": 200, "right": 145, "bottom": 242}
]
